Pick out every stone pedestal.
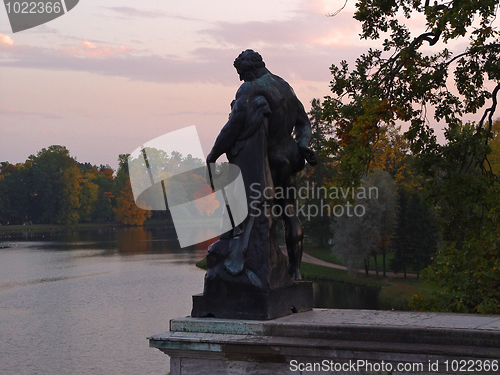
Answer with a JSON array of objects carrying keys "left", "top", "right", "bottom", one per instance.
[
  {"left": 149, "top": 309, "right": 500, "bottom": 375},
  {"left": 190, "top": 214, "right": 314, "bottom": 320},
  {"left": 191, "top": 281, "right": 313, "bottom": 320}
]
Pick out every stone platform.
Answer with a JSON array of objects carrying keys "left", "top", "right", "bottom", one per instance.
[
  {"left": 149, "top": 309, "right": 500, "bottom": 375},
  {"left": 191, "top": 281, "right": 313, "bottom": 320}
]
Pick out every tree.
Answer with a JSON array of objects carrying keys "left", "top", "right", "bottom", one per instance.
[
  {"left": 325, "top": 0, "right": 500, "bottom": 312},
  {"left": 91, "top": 165, "right": 116, "bottom": 222},
  {"left": 29, "top": 145, "right": 81, "bottom": 224},
  {"left": 410, "top": 124, "right": 500, "bottom": 312},
  {"left": 332, "top": 206, "right": 381, "bottom": 275},
  {"left": 114, "top": 179, "right": 152, "bottom": 225},
  {"left": 421, "top": 122, "right": 493, "bottom": 243},
  {"left": 370, "top": 123, "right": 420, "bottom": 190},
  {"left": 411, "top": 200, "right": 500, "bottom": 313},
  {"left": 77, "top": 164, "right": 99, "bottom": 223},
  {"left": 57, "top": 164, "right": 81, "bottom": 225},
  {"left": 331, "top": 170, "right": 397, "bottom": 275},
  {"left": 193, "top": 184, "right": 220, "bottom": 216},
  {"left": 391, "top": 187, "right": 440, "bottom": 278},
  {"left": 114, "top": 154, "right": 151, "bottom": 225},
  {"left": 0, "top": 162, "right": 31, "bottom": 225},
  {"left": 488, "top": 119, "right": 500, "bottom": 175},
  {"left": 298, "top": 98, "right": 337, "bottom": 246},
  {"left": 368, "top": 169, "right": 398, "bottom": 277},
  {"left": 361, "top": 169, "right": 398, "bottom": 277},
  {"left": 115, "top": 154, "right": 131, "bottom": 192},
  {"left": 324, "top": 0, "right": 500, "bottom": 183}
]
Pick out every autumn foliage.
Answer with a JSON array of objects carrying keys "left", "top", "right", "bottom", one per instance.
[
  {"left": 0, "top": 146, "right": 153, "bottom": 226},
  {"left": 193, "top": 184, "right": 220, "bottom": 216},
  {"left": 114, "top": 180, "right": 152, "bottom": 225}
]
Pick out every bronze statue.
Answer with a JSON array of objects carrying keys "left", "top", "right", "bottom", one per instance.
[
  {"left": 206, "top": 49, "right": 317, "bottom": 280},
  {"left": 192, "top": 50, "right": 316, "bottom": 319}
]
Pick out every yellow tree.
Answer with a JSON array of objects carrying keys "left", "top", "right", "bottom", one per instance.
[
  {"left": 370, "top": 123, "right": 420, "bottom": 189},
  {"left": 57, "top": 164, "right": 81, "bottom": 225},
  {"left": 114, "top": 180, "right": 152, "bottom": 225},
  {"left": 194, "top": 184, "right": 220, "bottom": 216},
  {"left": 78, "top": 166, "right": 99, "bottom": 222}
]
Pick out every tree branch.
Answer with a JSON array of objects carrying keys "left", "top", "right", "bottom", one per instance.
[
  {"left": 444, "top": 44, "right": 500, "bottom": 68},
  {"left": 327, "top": 0, "right": 348, "bottom": 17},
  {"left": 478, "top": 82, "right": 500, "bottom": 137},
  {"left": 381, "top": 4, "right": 448, "bottom": 96}
]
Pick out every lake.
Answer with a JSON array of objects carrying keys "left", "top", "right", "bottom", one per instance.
[{"left": 0, "top": 226, "right": 379, "bottom": 375}]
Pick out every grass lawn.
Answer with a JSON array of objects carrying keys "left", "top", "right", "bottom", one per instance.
[
  {"left": 301, "top": 262, "right": 437, "bottom": 310},
  {"left": 304, "top": 243, "right": 421, "bottom": 275},
  {"left": 303, "top": 244, "right": 342, "bottom": 265}
]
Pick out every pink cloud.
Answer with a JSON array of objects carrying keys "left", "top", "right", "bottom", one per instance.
[
  {"left": 103, "top": 6, "right": 167, "bottom": 19},
  {"left": 62, "top": 41, "right": 133, "bottom": 58},
  {"left": 201, "top": 10, "right": 357, "bottom": 47},
  {"left": 0, "top": 33, "right": 14, "bottom": 46},
  {"left": 0, "top": 8, "right": 367, "bottom": 85},
  {"left": 0, "top": 39, "right": 366, "bottom": 85}
]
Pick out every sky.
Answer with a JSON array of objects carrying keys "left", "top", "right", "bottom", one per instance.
[{"left": 0, "top": 0, "right": 495, "bottom": 170}]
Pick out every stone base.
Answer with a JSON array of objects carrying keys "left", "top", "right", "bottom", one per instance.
[
  {"left": 191, "top": 281, "right": 313, "bottom": 320},
  {"left": 149, "top": 309, "right": 500, "bottom": 375}
]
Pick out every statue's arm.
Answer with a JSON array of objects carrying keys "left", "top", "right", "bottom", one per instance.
[
  {"left": 294, "top": 99, "right": 312, "bottom": 148},
  {"left": 206, "top": 85, "right": 249, "bottom": 164},
  {"left": 294, "top": 99, "right": 318, "bottom": 166}
]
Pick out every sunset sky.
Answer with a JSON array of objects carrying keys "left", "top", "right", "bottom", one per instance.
[{"left": 0, "top": 0, "right": 491, "bottom": 169}]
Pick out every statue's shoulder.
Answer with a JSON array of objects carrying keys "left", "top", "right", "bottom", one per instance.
[
  {"left": 268, "top": 72, "right": 286, "bottom": 84},
  {"left": 253, "top": 72, "right": 296, "bottom": 103},
  {"left": 235, "top": 81, "right": 253, "bottom": 98},
  {"left": 235, "top": 72, "right": 292, "bottom": 100}
]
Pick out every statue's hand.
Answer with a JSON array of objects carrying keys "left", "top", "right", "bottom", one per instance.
[
  {"left": 206, "top": 158, "right": 221, "bottom": 190},
  {"left": 299, "top": 146, "right": 318, "bottom": 166}
]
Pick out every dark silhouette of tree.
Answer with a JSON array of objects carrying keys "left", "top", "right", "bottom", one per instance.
[
  {"left": 488, "top": 119, "right": 500, "bottom": 175},
  {"left": 29, "top": 145, "right": 81, "bottom": 224},
  {"left": 324, "top": 0, "right": 500, "bottom": 312},
  {"left": 91, "top": 166, "right": 116, "bottom": 222},
  {"left": 391, "top": 187, "right": 439, "bottom": 278},
  {"left": 0, "top": 162, "right": 31, "bottom": 225},
  {"left": 324, "top": 0, "right": 500, "bottom": 184}
]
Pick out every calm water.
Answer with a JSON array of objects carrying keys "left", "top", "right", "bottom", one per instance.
[
  {"left": 0, "top": 227, "right": 379, "bottom": 375},
  {"left": 0, "top": 227, "right": 206, "bottom": 375}
]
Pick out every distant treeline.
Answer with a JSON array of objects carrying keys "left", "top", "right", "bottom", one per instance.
[{"left": 0, "top": 145, "right": 207, "bottom": 226}]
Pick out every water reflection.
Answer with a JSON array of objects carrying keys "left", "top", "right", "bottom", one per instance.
[
  {"left": 313, "top": 280, "right": 380, "bottom": 310},
  {"left": 117, "top": 226, "right": 153, "bottom": 253},
  {"left": 0, "top": 226, "right": 206, "bottom": 375},
  {"left": 1, "top": 226, "right": 213, "bottom": 261}
]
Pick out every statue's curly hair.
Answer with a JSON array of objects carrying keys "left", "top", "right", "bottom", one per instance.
[{"left": 234, "top": 50, "right": 265, "bottom": 76}]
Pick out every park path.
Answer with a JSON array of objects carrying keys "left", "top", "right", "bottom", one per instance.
[{"left": 280, "top": 246, "right": 417, "bottom": 278}]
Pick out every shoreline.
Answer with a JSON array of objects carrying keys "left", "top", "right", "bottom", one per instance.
[{"left": 0, "top": 221, "right": 174, "bottom": 238}]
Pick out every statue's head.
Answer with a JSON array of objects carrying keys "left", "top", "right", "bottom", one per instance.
[{"left": 234, "top": 49, "right": 266, "bottom": 82}]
